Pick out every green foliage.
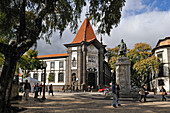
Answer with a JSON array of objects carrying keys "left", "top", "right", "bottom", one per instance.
[
  {"left": 107, "top": 46, "right": 119, "bottom": 73},
  {"left": 127, "top": 43, "right": 152, "bottom": 62},
  {"left": 0, "top": 38, "right": 6, "bottom": 67},
  {"left": 0, "top": 53, "right": 4, "bottom": 67},
  {"left": 48, "top": 73, "right": 54, "bottom": 82},
  {"left": 126, "top": 43, "right": 159, "bottom": 86},
  {"left": 18, "top": 49, "right": 41, "bottom": 76},
  {"left": 89, "top": 0, "right": 126, "bottom": 35},
  {"left": 133, "top": 55, "right": 160, "bottom": 75}
]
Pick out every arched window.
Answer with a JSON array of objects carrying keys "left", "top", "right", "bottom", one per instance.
[
  {"left": 58, "top": 72, "right": 64, "bottom": 82},
  {"left": 72, "top": 73, "right": 76, "bottom": 82},
  {"left": 72, "top": 57, "right": 76, "bottom": 67}
]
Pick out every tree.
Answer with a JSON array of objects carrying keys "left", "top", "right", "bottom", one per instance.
[
  {"left": 133, "top": 55, "right": 160, "bottom": 90},
  {"left": 133, "top": 55, "right": 160, "bottom": 76},
  {"left": 0, "top": 0, "right": 126, "bottom": 112},
  {"left": 18, "top": 49, "right": 41, "bottom": 77},
  {"left": 107, "top": 47, "right": 119, "bottom": 82},
  {"left": 107, "top": 46, "right": 119, "bottom": 73},
  {"left": 126, "top": 43, "right": 153, "bottom": 86}
]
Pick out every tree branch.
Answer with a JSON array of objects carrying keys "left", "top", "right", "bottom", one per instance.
[
  {"left": 17, "top": 1, "right": 55, "bottom": 57},
  {"left": 18, "top": 0, "right": 26, "bottom": 41}
]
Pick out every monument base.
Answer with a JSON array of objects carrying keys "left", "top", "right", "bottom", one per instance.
[{"left": 116, "top": 57, "right": 131, "bottom": 96}]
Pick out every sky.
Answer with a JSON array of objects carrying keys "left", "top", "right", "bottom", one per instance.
[{"left": 37, "top": 0, "right": 170, "bottom": 55}]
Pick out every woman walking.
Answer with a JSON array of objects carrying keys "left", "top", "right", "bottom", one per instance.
[
  {"left": 160, "top": 86, "right": 167, "bottom": 101},
  {"left": 139, "top": 85, "right": 147, "bottom": 102}
]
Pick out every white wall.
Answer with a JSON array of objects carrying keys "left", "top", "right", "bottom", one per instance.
[{"left": 30, "top": 57, "right": 67, "bottom": 86}]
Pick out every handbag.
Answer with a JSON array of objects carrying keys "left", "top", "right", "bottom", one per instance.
[
  {"left": 165, "top": 92, "right": 167, "bottom": 95},
  {"left": 162, "top": 92, "right": 165, "bottom": 95}
]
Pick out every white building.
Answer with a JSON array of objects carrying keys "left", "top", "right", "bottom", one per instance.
[{"left": 151, "top": 37, "right": 170, "bottom": 92}]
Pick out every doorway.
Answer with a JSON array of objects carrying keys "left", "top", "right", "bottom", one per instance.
[{"left": 88, "top": 73, "right": 96, "bottom": 89}]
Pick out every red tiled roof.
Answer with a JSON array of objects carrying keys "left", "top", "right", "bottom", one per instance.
[
  {"left": 71, "top": 18, "right": 96, "bottom": 44},
  {"left": 37, "top": 53, "right": 67, "bottom": 58}
]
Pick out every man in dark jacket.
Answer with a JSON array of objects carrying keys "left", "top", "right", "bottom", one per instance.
[{"left": 112, "top": 83, "right": 121, "bottom": 107}]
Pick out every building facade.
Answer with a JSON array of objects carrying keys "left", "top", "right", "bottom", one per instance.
[
  {"left": 150, "top": 37, "right": 170, "bottom": 92},
  {"left": 30, "top": 19, "right": 111, "bottom": 91}
]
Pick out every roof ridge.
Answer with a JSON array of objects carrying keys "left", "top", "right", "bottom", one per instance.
[{"left": 70, "top": 18, "right": 96, "bottom": 44}]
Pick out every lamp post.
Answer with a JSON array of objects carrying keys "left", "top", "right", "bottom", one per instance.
[{"left": 42, "top": 61, "right": 47, "bottom": 100}]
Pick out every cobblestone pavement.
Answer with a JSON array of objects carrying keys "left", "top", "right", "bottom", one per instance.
[{"left": 11, "top": 92, "right": 170, "bottom": 113}]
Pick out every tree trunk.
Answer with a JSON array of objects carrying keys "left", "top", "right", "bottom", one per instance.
[{"left": 0, "top": 53, "right": 18, "bottom": 113}]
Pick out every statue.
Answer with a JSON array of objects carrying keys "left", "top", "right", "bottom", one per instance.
[{"left": 118, "top": 39, "right": 127, "bottom": 56}]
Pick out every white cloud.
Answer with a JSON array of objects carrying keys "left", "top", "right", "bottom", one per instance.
[
  {"left": 104, "top": 10, "right": 170, "bottom": 49},
  {"left": 122, "top": 0, "right": 146, "bottom": 17},
  {"left": 37, "top": 28, "right": 75, "bottom": 55}
]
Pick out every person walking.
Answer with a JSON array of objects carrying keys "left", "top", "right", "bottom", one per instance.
[
  {"left": 139, "top": 85, "right": 147, "bottom": 102},
  {"left": 160, "top": 86, "right": 167, "bottom": 101},
  {"left": 49, "top": 84, "right": 54, "bottom": 96},
  {"left": 24, "top": 80, "right": 31, "bottom": 100},
  {"left": 111, "top": 83, "right": 121, "bottom": 108},
  {"left": 39, "top": 83, "right": 42, "bottom": 96},
  {"left": 34, "top": 83, "right": 39, "bottom": 98}
]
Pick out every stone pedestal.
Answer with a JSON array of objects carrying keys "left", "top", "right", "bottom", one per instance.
[{"left": 115, "top": 57, "right": 131, "bottom": 97}]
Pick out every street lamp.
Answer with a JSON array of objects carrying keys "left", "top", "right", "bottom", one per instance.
[{"left": 42, "top": 61, "right": 47, "bottom": 100}]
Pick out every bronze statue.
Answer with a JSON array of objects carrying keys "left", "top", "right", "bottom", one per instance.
[{"left": 118, "top": 39, "right": 127, "bottom": 56}]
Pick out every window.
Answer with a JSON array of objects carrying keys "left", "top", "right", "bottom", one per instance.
[
  {"left": 72, "top": 57, "right": 76, "bottom": 67},
  {"left": 59, "top": 61, "right": 63, "bottom": 68},
  {"left": 49, "top": 73, "right": 55, "bottom": 82},
  {"left": 58, "top": 72, "right": 64, "bottom": 82},
  {"left": 158, "top": 64, "right": 163, "bottom": 77},
  {"left": 158, "top": 79, "right": 164, "bottom": 86},
  {"left": 41, "top": 73, "right": 45, "bottom": 82},
  {"left": 88, "top": 56, "right": 96, "bottom": 63},
  {"left": 33, "top": 73, "right": 38, "bottom": 80},
  {"left": 51, "top": 62, "right": 55, "bottom": 68},
  {"left": 157, "top": 53, "right": 163, "bottom": 63}
]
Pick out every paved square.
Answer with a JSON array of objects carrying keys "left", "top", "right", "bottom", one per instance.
[{"left": 11, "top": 92, "right": 170, "bottom": 113}]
